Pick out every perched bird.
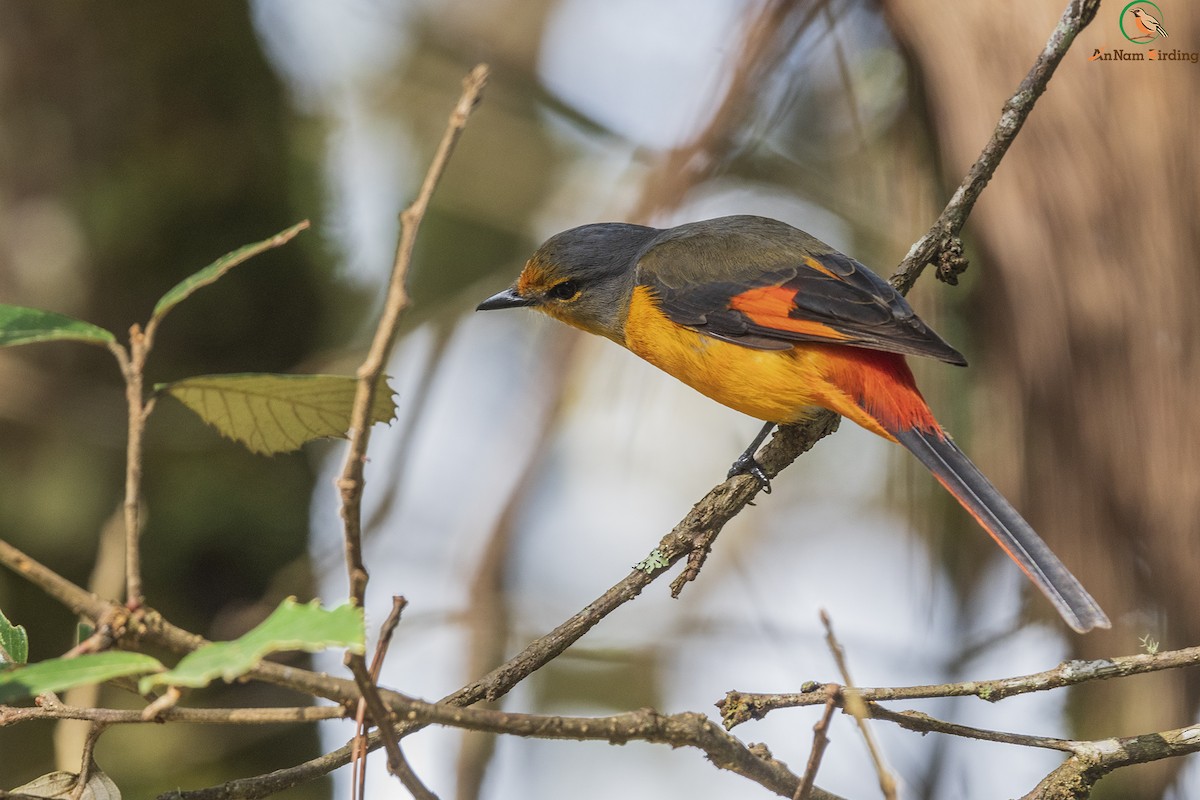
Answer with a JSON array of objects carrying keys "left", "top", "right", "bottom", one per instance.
[
  {"left": 1131, "top": 7, "right": 1168, "bottom": 39},
  {"left": 477, "top": 215, "right": 1110, "bottom": 633}
]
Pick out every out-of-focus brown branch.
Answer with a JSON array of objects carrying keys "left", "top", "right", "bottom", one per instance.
[
  {"left": 630, "top": 0, "right": 829, "bottom": 221},
  {"left": 455, "top": 332, "right": 580, "bottom": 799}
]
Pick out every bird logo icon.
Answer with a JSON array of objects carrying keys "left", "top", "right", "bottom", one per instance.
[
  {"left": 1132, "top": 8, "right": 1168, "bottom": 39},
  {"left": 1122, "top": 3, "right": 1169, "bottom": 42}
]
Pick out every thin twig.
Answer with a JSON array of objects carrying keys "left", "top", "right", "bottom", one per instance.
[
  {"left": 375, "top": 599, "right": 434, "bottom": 796},
  {"left": 351, "top": 597, "right": 412, "bottom": 800},
  {"left": 337, "top": 64, "right": 487, "bottom": 797},
  {"left": 350, "top": 599, "right": 420, "bottom": 800},
  {"left": 889, "top": 0, "right": 1103, "bottom": 293},
  {"left": 865, "top": 704, "right": 1076, "bottom": 752},
  {"left": 663, "top": 0, "right": 1105, "bottom": 597},
  {"left": 68, "top": 723, "right": 107, "bottom": 800},
  {"left": 718, "top": 644, "right": 1200, "bottom": 726},
  {"left": 336, "top": 63, "right": 490, "bottom": 607},
  {"left": 106, "top": 331, "right": 151, "bottom": 610},
  {"left": 347, "top": 656, "right": 398, "bottom": 764},
  {"left": 348, "top": 655, "right": 437, "bottom": 799},
  {"left": 370, "top": 596, "right": 407, "bottom": 679},
  {"left": 795, "top": 690, "right": 839, "bottom": 800},
  {"left": 1, "top": 703, "right": 344, "bottom": 727},
  {"left": 821, "top": 610, "right": 897, "bottom": 800},
  {"left": 350, "top": 598, "right": 423, "bottom": 796}
]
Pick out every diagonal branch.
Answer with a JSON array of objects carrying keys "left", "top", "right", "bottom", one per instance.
[
  {"left": 889, "top": 0, "right": 1102, "bottom": 293},
  {"left": 337, "top": 63, "right": 490, "bottom": 606}
]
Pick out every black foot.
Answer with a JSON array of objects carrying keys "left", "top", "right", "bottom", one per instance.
[
  {"left": 727, "top": 452, "right": 771, "bottom": 494},
  {"left": 726, "top": 421, "right": 776, "bottom": 493}
]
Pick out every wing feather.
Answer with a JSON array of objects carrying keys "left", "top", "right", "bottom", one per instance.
[{"left": 635, "top": 217, "right": 966, "bottom": 365}]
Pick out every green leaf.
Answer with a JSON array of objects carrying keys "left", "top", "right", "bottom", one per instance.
[
  {"left": 158, "top": 373, "right": 396, "bottom": 455},
  {"left": 140, "top": 599, "right": 363, "bottom": 693},
  {"left": 0, "top": 608, "right": 28, "bottom": 666},
  {"left": 10, "top": 767, "right": 121, "bottom": 799},
  {"left": 0, "top": 652, "right": 163, "bottom": 704},
  {"left": 0, "top": 305, "right": 116, "bottom": 348},
  {"left": 149, "top": 220, "right": 310, "bottom": 324}
]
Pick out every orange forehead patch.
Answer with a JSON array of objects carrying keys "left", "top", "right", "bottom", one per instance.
[
  {"left": 729, "top": 285, "right": 852, "bottom": 342},
  {"left": 516, "top": 258, "right": 556, "bottom": 295}
]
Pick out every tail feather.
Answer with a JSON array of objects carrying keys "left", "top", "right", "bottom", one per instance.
[{"left": 896, "top": 427, "right": 1110, "bottom": 634}]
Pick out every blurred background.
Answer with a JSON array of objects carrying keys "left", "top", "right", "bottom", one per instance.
[{"left": 0, "top": 0, "right": 1197, "bottom": 798}]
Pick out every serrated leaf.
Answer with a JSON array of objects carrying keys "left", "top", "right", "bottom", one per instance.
[
  {"left": 0, "top": 305, "right": 116, "bottom": 348},
  {"left": 10, "top": 767, "right": 121, "bottom": 800},
  {"left": 158, "top": 373, "right": 396, "bottom": 455},
  {"left": 150, "top": 220, "right": 309, "bottom": 324},
  {"left": 0, "top": 652, "right": 163, "bottom": 704},
  {"left": 140, "top": 599, "right": 363, "bottom": 693},
  {"left": 0, "top": 608, "right": 28, "bottom": 665}
]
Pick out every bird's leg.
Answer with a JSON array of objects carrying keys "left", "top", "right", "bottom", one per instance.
[{"left": 726, "top": 421, "right": 776, "bottom": 493}]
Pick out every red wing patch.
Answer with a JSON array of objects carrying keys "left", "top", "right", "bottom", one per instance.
[{"left": 728, "top": 285, "right": 854, "bottom": 343}]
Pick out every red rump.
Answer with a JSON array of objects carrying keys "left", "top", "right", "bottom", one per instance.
[{"left": 826, "top": 347, "right": 941, "bottom": 436}]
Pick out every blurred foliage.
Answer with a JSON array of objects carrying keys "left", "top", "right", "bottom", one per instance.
[{"left": 0, "top": 1, "right": 334, "bottom": 794}]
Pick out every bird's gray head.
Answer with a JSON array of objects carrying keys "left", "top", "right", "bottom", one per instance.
[{"left": 476, "top": 222, "right": 659, "bottom": 342}]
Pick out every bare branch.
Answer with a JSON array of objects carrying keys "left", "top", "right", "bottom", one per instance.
[
  {"left": 163, "top": 703, "right": 839, "bottom": 800},
  {"left": 111, "top": 324, "right": 150, "bottom": 609},
  {"left": 795, "top": 691, "right": 838, "bottom": 800},
  {"left": 821, "top": 610, "right": 896, "bottom": 800},
  {"left": 1023, "top": 724, "right": 1200, "bottom": 800},
  {"left": 337, "top": 63, "right": 490, "bottom": 606},
  {"left": 719, "top": 644, "right": 1200, "bottom": 727},
  {"left": 347, "top": 655, "right": 437, "bottom": 800},
  {"left": 865, "top": 704, "right": 1076, "bottom": 752},
  {"left": 1, "top": 702, "right": 343, "bottom": 727},
  {"left": 889, "top": 0, "right": 1103, "bottom": 293}
]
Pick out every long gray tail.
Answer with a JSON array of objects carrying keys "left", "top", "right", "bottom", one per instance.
[{"left": 896, "top": 427, "right": 1110, "bottom": 633}]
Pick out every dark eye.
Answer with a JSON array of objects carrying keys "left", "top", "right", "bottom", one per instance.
[{"left": 547, "top": 280, "right": 579, "bottom": 301}]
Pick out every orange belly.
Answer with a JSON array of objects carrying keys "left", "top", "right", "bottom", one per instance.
[{"left": 622, "top": 286, "right": 937, "bottom": 439}]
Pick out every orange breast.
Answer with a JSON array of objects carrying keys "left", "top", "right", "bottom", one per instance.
[{"left": 622, "top": 286, "right": 937, "bottom": 439}]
